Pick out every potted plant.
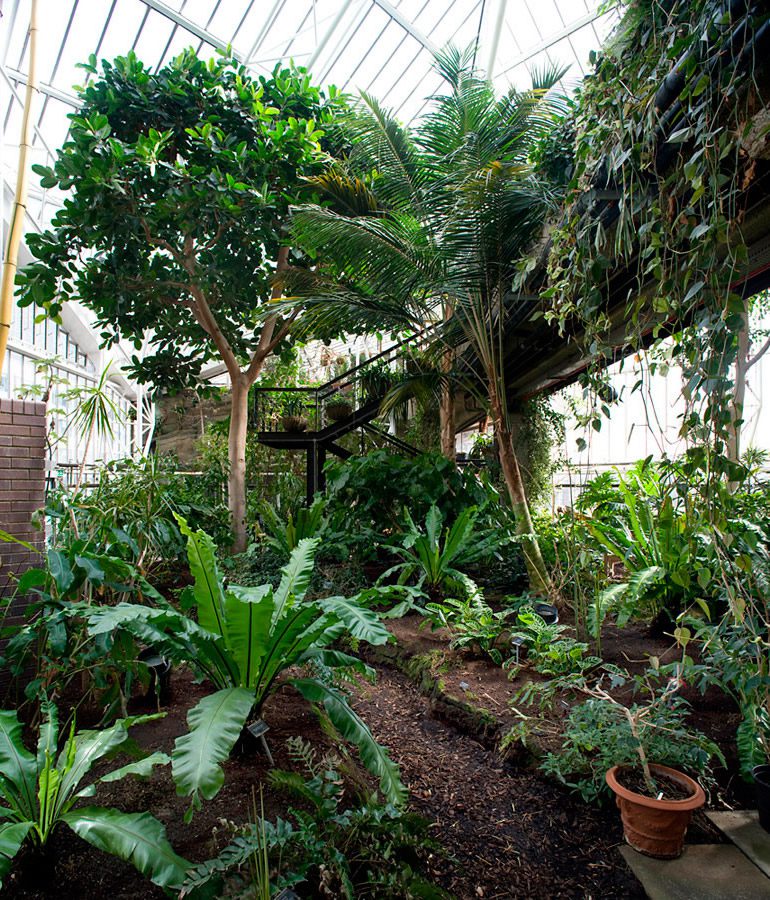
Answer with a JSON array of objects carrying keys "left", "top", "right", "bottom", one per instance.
[
  {"left": 597, "top": 679, "right": 710, "bottom": 858},
  {"left": 325, "top": 392, "right": 353, "bottom": 421},
  {"left": 280, "top": 396, "right": 307, "bottom": 432},
  {"left": 522, "top": 668, "right": 722, "bottom": 859}
]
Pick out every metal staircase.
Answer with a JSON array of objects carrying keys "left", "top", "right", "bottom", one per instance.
[{"left": 252, "top": 331, "right": 430, "bottom": 503}]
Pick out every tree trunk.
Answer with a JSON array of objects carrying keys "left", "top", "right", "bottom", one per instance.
[
  {"left": 228, "top": 377, "right": 250, "bottom": 554},
  {"left": 489, "top": 387, "right": 550, "bottom": 596},
  {"left": 439, "top": 303, "right": 455, "bottom": 461},
  {"left": 439, "top": 347, "right": 456, "bottom": 462},
  {"left": 727, "top": 294, "right": 750, "bottom": 464}
]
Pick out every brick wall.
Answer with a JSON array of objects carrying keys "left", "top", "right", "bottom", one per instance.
[{"left": 0, "top": 398, "right": 47, "bottom": 639}]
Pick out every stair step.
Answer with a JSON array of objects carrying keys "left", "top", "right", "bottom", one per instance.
[
  {"left": 620, "top": 844, "right": 770, "bottom": 900},
  {"left": 707, "top": 811, "right": 770, "bottom": 879}
]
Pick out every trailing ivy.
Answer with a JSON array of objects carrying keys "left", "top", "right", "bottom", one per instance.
[{"left": 544, "top": 0, "right": 770, "bottom": 450}]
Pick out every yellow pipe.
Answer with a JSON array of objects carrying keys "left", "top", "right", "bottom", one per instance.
[{"left": 0, "top": 0, "right": 39, "bottom": 381}]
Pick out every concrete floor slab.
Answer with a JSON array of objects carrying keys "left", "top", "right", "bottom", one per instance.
[
  {"left": 620, "top": 843, "right": 770, "bottom": 900},
  {"left": 707, "top": 810, "right": 770, "bottom": 879}
]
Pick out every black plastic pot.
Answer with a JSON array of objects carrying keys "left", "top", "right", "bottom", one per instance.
[
  {"left": 754, "top": 764, "right": 770, "bottom": 832},
  {"left": 534, "top": 602, "right": 559, "bottom": 625},
  {"left": 138, "top": 648, "right": 172, "bottom": 706}
]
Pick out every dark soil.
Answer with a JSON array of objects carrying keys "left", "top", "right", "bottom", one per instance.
[
  {"left": 3, "top": 654, "right": 647, "bottom": 900},
  {"left": 616, "top": 767, "right": 695, "bottom": 802},
  {"left": 352, "top": 666, "right": 644, "bottom": 899}
]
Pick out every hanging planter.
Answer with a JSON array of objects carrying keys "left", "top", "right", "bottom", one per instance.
[
  {"left": 606, "top": 763, "right": 705, "bottom": 858},
  {"left": 326, "top": 399, "right": 353, "bottom": 421},
  {"left": 280, "top": 414, "right": 308, "bottom": 432}
]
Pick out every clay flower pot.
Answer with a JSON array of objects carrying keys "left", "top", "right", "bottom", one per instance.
[{"left": 606, "top": 763, "right": 705, "bottom": 859}]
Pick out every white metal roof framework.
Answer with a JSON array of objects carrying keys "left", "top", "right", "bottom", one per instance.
[{"left": 1, "top": 0, "right": 618, "bottom": 235}]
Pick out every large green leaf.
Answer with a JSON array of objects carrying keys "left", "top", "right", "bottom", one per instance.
[
  {"left": 318, "top": 595, "right": 390, "bottom": 645},
  {"left": 253, "top": 606, "right": 331, "bottom": 703},
  {"left": 176, "top": 515, "right": 229, "bottom": 640},
  {"left": 87, "top": 602, "right": 237, "bottom": 689},
  {"left": 224, "top": 586, "right": 274, "bottom": 688},
  {"left": 273, "top": 538, "right": 319, "bottom": 618},
  {"left": 63, "top": 806, "right": 189, "bottom": 889},
  {"left": 171, "top": 687, "right": 254, "bottom": 819},
  {"left": 0, "top": 711, "right": 38, "bottom": 822},
  {"left": 56, "top": 715, "right": 161, "bottom": 817},
  {"left": 0, "top": 821, "right": 32, "bottom": 886},
  {"left": 290, "top": 678, "right": 406, "bottom": 807}
]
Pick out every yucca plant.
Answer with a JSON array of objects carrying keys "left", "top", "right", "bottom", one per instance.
[
  {"left": 0, "top": 701, "right": 186, "bottom": 890},
  {"left": 88, "top": 517, "right": 404, "bottom": 819}
]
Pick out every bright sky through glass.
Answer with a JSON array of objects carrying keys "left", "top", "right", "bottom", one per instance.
[{"left": 1, "top": 0, "right": 619, "bottom": 233}]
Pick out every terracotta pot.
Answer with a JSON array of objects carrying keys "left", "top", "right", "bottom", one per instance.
[{"left": 606, "top": 763, "right": 705, "bottom": 859}]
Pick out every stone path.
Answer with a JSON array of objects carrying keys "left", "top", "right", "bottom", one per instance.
[{"left": 620, "top": 811, "right": 770, "bottom": 900}]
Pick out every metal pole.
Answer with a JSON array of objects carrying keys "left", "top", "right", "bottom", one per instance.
[
  {"left": 487, "top": 0, "right": 507, "bottom": 79},
  {"left": 308, "top": 0, "right": 356, "bottom": 69}
]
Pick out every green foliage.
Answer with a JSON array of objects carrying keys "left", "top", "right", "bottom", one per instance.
[
  {"left": 259, "top": 495, "right": 328, "bottom": 558},
  {"left": 0, "top": 529, "right": 163, "bottom": 720},
  {"left": 424, "top": 594, "right": 516, "bottom": 666},
  {"left": 381, "top": 506, "right": 492, "bottom": 601},
  {"left": 545, "top": 1, "right": 768, "bottom": 449},
  {"left": 682, "top": 612, "right": 770, "bottom": 779},
  {"left": 0, "top": 702, "right": 186, "bottom": 889},
  {"left": 514, "top": 396, "right": 565, "bottom": 510},
  {"left": 19, "top": 50, "right": 342, "bottom": 393},
  {"left": 539, "top": 692, "right": 721, "bottom": 804},
  {"left": 509, "top": 609, "right": 600, "bottom": 677},
  {"left": 88, "top": 521, "right": 404, "bottom": 813},
  {"left": 182, "top": 737, "right": 443, "bottom": 899},
  {"left": 324, "top": 450, "right": 507, "bottom": 561}
]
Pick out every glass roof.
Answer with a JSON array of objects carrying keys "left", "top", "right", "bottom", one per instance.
[{"left": 1, "top": 0, "right": 619, "bottom": 234}]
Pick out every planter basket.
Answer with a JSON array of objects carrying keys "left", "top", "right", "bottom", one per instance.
[
  {"left": 281, "top": 415, "right": 307, "bottom": 433},
  {"left": 326, "top": 400, "right": 353, "bottom": 421},
  {"left": 606, "top": 763, "right": 705, "bottom": 859}
]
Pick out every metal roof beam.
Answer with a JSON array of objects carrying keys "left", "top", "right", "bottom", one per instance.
[
  {"left": 5, "top": 65, "right": 80, "bottom": 107},
  {"left": 498, "top": 9, "right": 606, "bottom": 77},
  {"left": 370, "top": 0, "right": 438, "bottom": 56},
  {"left": 136, "top": 0, "right": 242, "bottom": 59}
]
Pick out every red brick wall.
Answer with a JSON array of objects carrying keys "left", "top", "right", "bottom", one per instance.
[{"left": 0, "top": 398, "right": 47, "bottom": 636}]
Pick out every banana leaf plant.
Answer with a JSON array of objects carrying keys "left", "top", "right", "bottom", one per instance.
[
  {"left": 0, "top": 701, "right": 186, "bottom": 890},
  {"left": 88, "top": 518, "right": 404, "bottom": 820}
]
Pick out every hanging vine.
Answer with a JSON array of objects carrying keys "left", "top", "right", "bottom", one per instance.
[{"left": 544, "top": 0, "right": 770, "bottom": 454}]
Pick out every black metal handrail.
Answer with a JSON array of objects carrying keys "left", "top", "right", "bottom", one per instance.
[{"left": 252, "top": 326, "right": 438, "bottom": 434}]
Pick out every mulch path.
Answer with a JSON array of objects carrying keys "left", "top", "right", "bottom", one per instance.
[
  {"left": 352, "top": 665, "right": 644, "bottom": 900},
  {"left": 5, "top": 655, "right": 648, "bottom": 900}
]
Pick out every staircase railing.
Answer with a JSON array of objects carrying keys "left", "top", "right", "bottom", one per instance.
[{"left": 252, "top": 327, "right": 436, "bottom": 434}]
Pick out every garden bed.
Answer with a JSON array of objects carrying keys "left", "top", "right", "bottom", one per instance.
[{"left": 5, "top": 657, "right": 649, "bottom": 900}]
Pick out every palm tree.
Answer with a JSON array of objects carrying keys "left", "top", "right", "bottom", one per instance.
[{"left": 284, "top": 47, "right": 564, "bottom": 595}]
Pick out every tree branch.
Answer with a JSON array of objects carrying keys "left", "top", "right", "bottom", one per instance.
[
  {"left": 747, "top": 333, "right": 770, "bottom": 371},
  {"left": 245, "top": 246, "right": 291, "bottom": 383}
]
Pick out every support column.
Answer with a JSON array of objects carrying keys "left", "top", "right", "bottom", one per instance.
[{"left": 306, "top": 442, "right": 327, "bottom": 505}]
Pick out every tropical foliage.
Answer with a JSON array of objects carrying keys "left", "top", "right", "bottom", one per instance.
[
  {"left": 88, "top": 518, "right": 405, "bottom": 817},
  {"left": 0, "top": 702, "right": 186, "bottom": 889}
]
